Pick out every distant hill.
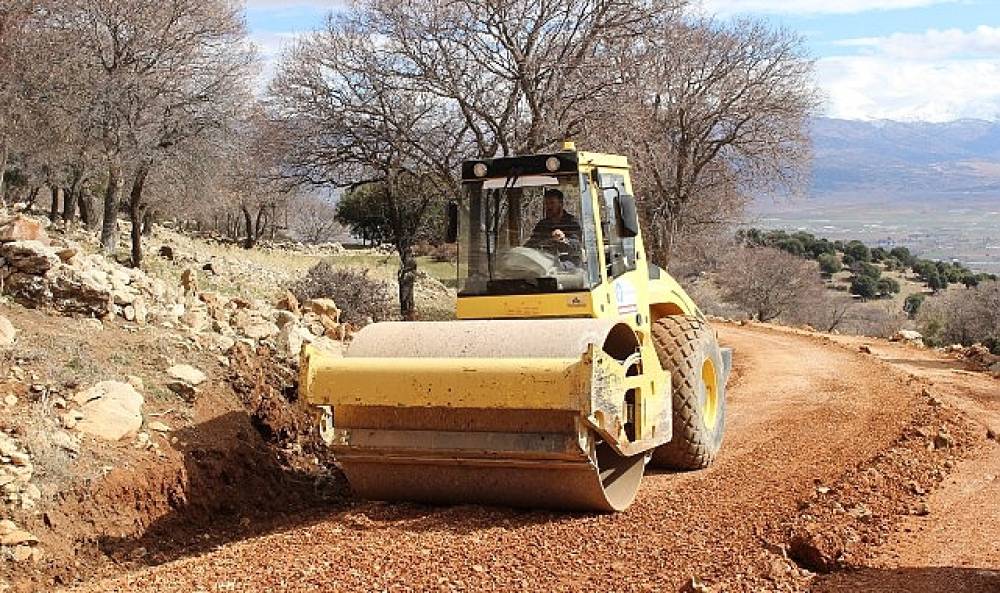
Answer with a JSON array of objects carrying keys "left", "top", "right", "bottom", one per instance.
[{"left": 810, "top": 117, "right": 1000, "bottom": 198}]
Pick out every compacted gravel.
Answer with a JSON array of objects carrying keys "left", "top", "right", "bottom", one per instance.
[{"left": 63, "top": 324, "right": 997, "bottom": 593}]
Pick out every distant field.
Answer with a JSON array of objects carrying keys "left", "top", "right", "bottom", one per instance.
[{"left": 750, "top": 193, "right": 1000, "bottom": 273}]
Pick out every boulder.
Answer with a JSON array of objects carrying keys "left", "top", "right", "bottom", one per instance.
[
  {"left": 0, "top": 215, "right": 49, "bottom": 244},
  {"left": 309, "top": 336, "right": 344, "bottom": 357},
  {"left": 167, "top": 364, "right": 207, "bottom": 386},
  {"left": 73, "top": 381, "right": 144, "bottom": 441},
  {"left": 276, "top": 290, "right": 300, "bottom": 315},
  {"left": 0, "top": 314, "right": 15, "bottom": 346},
  {"left": 0, "top": 240, "right": 59, "bottom": 274},
  {"left": 5, "top": 272, "right": 53, "bottom": 305},
  {"left": 891, "top": 330, "right": 924, "bottom": 344},
  {"left": 276, "top": 323, "right": 313, "bottom": 359},
  {"left": 48, "top": 266, "right": 114, "bottom": 317},
  {"left": 233, "top": 310, "right": 279, "bottom": 340},
  {"left": 304, "top": 298, "right": 340, "bottom": 323}
]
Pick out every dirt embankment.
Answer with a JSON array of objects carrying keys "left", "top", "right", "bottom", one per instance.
[{"left": 53, "top": 323, "right": 998, "bottom": 593}]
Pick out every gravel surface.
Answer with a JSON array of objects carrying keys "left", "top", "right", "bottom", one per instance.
[{"left": 60, "top": 324, "right": 996, "bottom": 593}]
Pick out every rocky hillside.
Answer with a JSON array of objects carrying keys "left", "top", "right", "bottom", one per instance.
[{"left": 0, "top": 210, "right": 387, "bottom": 590}]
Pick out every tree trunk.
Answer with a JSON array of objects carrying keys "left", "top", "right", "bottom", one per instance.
[
  {"left": 24, "top": 186, "right": 40, "bottom": 213},
  {"left": 397, "top": 242, "right": 417, "bottom": 320},
  {"left": 128, "top": 163, "right": 150, "bottom": 268},
  {"left": 0, "top": 142, "right": 7, "bottom": 203},
  {"left": 49, "top": 185, "right": 60, "bottom": 222},
  {"left": 101, "top": 159, "right": 123, "bottom": 253},
  {"left": 63, "top": 168, "right": 84, "bottom": 225},
  {"left": 242, "top": 206, "right": 255, "bottom": 248},
  {"left": 142, "top": 209, "right": 155, "bottom": 236},
  {"left": 254, "top": 205, "right": 268, "bottom": 243}
]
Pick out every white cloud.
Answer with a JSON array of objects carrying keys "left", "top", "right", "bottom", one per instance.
[
  {"left": 834, "top": 25, "right": 1000, "bottom": 60},
  {"left": 818, "top": 55, "right": 1000, "bottom": 121},
  {"left": 700, "top": 0, "right": 959, "bottom": 16}
]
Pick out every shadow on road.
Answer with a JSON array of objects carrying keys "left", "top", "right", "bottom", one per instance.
[{"left": 811, "top": 566, "right": 1000, "bottom": 593}]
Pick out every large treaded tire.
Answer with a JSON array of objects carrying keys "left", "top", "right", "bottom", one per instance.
[{"left": 649, "top": 315, "right": 726, "bottom": 470}]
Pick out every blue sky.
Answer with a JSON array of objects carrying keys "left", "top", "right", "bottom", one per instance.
[{"left": 245, "top": 0, "right": 1000, "bottom": 122}]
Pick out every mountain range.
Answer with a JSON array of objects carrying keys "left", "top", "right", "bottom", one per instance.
[{"left": 809, "top": 117, "right": 1000, "bottom": 199}]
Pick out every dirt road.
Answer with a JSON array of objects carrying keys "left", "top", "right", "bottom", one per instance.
[{"left": 65, "top": 324, "right": 998, "bottom": 592}]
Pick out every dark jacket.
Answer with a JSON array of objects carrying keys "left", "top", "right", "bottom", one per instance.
[{"left": 525, "top": 210, "right": 582, "bottom": 250}]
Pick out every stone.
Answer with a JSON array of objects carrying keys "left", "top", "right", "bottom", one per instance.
[
  {"left": 4, "top": 272, "right": 51, "bottom": 304},
  {"left": 309, "top": 336, "right": 344, "bottom": 357},
  {"left": 304, "top": 298, "right": 340, "bottom": 323},
  {"left": 237, "top": 318, "right": 279, "bottom": 341},
  {"left": 0, "top": 529, "right": 37, "bottom": 546},
  {"left": 148, "top": 421, "right": 171, "bottom": 433},
  {"left": 0, "top": 519, "right": 16, "bottom": 536},
  {"left": 274, "top": 310, "right": 298, "bottom": 329},
  {"left": 0, "top": 240, "right": 59, "bottom": 274},
  {"left": 49, "top": 430, "right": 80, "bottom": 455},
  {"left": 276, "top": 290, "right": 300, "bottom": 314},
  {"left": 196, "top": 333, "right": 236, "bottom": 354},
  {"left": 912, "top": 502, "right": 931, "bottom": 516},
  {"left": 48, "top": 266, "right": 114, "bottom": 317},
  {"left": 167, "top": 364, "right": 207, "bottom": 386},
  {"left": 166, "top": 381, "right": 197, "bottom": 399},
  {"left": 180, "top": 310, "right": 210, "bottom": 333},
  {"left": 0, "top": 315, "right": 15, "bottom": 346},
  {"left": 859, "top": 344, "right": 873, "bottom": 354},
  {"left": 3, "top": 395, "right": 17, "bottom": 407},
  {"left": 276, "top": 323, "right": 312, "bottom": 359},
  {"left": 132, "top": 296, "right": 148, "bottom": 324},
  {"left": 180, "top": 268, "right": 198, "bottom": 296},
  {"left": 73, "top": 381, "right": 144, "bottom": 441},
  {"left": 158, "top": 245, "right": 175, "bottom": 260},
  {"left": 0, "top": 215, "right": 49, "bottom": 243},
  {"left": 988, "top": 427, "right": 998, "bottom": 441},
  {"left": 56, "top": 247, "right": 77, "bottom": 263},
  {"left": 891, "top": 330, "right": 924, "bottom": 343},
  {"left": 10, "top": 544, "right": 33, "bottom": 563}
]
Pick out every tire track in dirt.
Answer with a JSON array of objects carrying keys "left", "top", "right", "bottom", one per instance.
[{"left": 63, "top": 324, "right": 968, "bottom": 593}]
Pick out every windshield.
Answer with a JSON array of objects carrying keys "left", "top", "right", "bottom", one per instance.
[{"left": 458, "top": 173, "right": 600, "bottom": 296}]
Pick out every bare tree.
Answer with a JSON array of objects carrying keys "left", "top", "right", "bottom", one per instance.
[
  {"left": 53, "top": 0, "right": 252, "bottom": 263},
  {"left": 289, "top": 194, "right": 344, "bottom": 244},
  {"left": 719, "top": 246, "right": 822, "bottom": 322},
  {"left": 269, "top": 11, "right": 467, "bottom": 318},
  {"left": 596, "top": 18, "right": 819, "bottom": 266}
]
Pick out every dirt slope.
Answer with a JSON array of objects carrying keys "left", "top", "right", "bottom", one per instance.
[
  {"left": 60, "top": 324, "right": 997, "bottom": 593},
  {"left": 812, "top": 334, "right": 1000, "bottom": 593}
]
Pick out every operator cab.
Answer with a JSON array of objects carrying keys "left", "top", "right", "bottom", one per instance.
[{"left": 455, "top": 148, "right": 640, "bottom": 298}]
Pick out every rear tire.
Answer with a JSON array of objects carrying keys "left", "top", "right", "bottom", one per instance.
[{"left": 649, "top": 315, "right": 726, "bottom": 470}]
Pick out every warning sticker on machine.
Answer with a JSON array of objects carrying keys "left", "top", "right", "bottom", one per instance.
[{"left": 613, "top": 278, "right": 638, "bottom": 315}]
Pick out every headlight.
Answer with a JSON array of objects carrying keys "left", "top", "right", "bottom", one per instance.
[
  {"left": 473, "top": 163, "right": 488, "bottom": 177},
  {"left": 545, "top": 157, "right": 561, "bottom": 172}
]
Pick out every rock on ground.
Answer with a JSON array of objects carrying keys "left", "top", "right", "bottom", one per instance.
[
  {"left": 167, "top": 364, "right": 207, "bottom": 386},
  {"left": 0, "top": 314, "right": 15, "bottom": 346},
  {"left": 0, "top": 215, "right": 49, "bottom": 244},
  {"left": 73, "top": 381, "right": 145, "bottom": 441}
]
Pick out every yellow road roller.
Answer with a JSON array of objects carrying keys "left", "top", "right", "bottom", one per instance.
[{"left": 300, "top": 145, "right": 731, "bottom": 512}]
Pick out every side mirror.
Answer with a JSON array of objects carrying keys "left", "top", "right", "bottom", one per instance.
[
  {"left": 445, "top": 201, "right": 459, "bottom": 243},
  {"left": 617, "top": 195, "right": 639, "bottom": 238}
]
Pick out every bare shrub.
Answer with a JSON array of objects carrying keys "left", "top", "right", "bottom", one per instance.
[
  {"left": 917, "top": 281, "right": 1000, "bottom": 351},
  {"left": 718, "top": 247, "right": 823, "bottom": 322},
  {"left": 843, "top": 301, "right": 907, "bottom": 338},
  {"left": 784, "top": 291, "right": 854, "bottom": 333},
  {"left": 289, "top": 261, "right": 394, "bottom": 326}
]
